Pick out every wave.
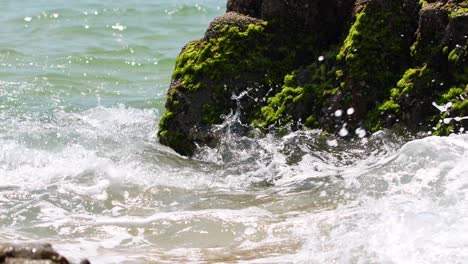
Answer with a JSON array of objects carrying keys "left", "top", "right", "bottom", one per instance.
[{"left": 2, "top": 105, "right": 468, "bottom": 262}]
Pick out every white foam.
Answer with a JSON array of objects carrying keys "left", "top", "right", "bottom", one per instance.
[{"left": 3, "top": 105, "right": 468, "bottom": 263}]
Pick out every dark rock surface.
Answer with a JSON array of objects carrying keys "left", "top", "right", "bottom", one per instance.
[
  {"left": 159, "top": 0, "right": 468, "bottom": 156},
  {"left": 227, "top": 0, "right": 263, "bottom": 17},
  {"left": 0, "top": 243, "right": 89, "bottom": 264},
  {"left": 228, "top": 0, "right": 356, "bottom": 43}
]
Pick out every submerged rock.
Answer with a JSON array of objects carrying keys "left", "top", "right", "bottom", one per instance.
[
  {"left": 159, "top": 0, "right": 468, "bottom": 156},
  {"left": 0, "top": 242, "right": 89, "bottom": 264}
]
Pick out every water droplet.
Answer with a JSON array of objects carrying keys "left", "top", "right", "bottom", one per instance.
[
  {"left": 355, "top": 128, "right": 366, "bottom": 138},
  {"left": 432, "top": 101, "right": 452, "bottom": 113},
  {"left": 318, "top": 55, "right": 325, "bottom": 62},
  {"left": 112, "top": 23, "right": 126, "bottom": 31},
  {"left": 339, "top": 127, "right": 349, "bottom": 137},
  {"left": 326, "top": 139, "right": 338, "bottom": 147},
  {"left": 334, "top": 109, "right": 343, "bottom": 117}
]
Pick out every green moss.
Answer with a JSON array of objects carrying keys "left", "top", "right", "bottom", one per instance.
[
  {"left": 158, "top": 111, "right": 174, "bottom": 132},
  {"left": 443, "top": 46, "right": 449, "bottom": 54},
  {"left": 259, "top": 73, "right": 303, "bottom": 127},
  {"left": 159, "top": 130, "right": 168, "bottom": 138},
  {"left": 171, "top": 22, "right": 302, "bottom": 95},
  {"left": 433, "top": 122, "right": 454, "bottom": 136},
  {"left": 258, "top": 50, "right": 338, "bottom": 129},
  {"left": 442, "top": 87, "right": 464, "bottom": 101},
  {"left": 438, "top": 87, "right": 468, "bottom": 115},
  {"left": 395, "top": 65, "right": 429, "bottom": 96},
  {"left": 336, "top": 4, "right": 410, "bottom": 99},
  {"left": 305, "top": 115, "right": 320, "bottom": 128},
  {"left": 365, "top": 99, "right": 401, "bottom": 133},
  {"left": 379, "top": 99, "right": 400, "bottom": 112},
  {"left": 364, "top": 65, "right": 432, "bottom": 132},
  {"left": 448, "top": 48, "right": 462, "bottom": 63},
  {"left": 202, "top": 104, "right": 225, "bottom": 124},
  {"left": 450, "top": 7, "right": 468, "bottom": 17},
  {"left": 344, "top": 2, "right": 427, "bottom": 133},
  {"left": 365, "top": 110, "right": 384, "bottom": 133},
  {"left": 432, "top": 85, "right": 468, "bottom": 135},
  {"left": 172, "top": 24, "right": 267, "bottom": 92}
]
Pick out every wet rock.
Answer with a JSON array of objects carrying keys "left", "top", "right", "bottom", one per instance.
[
  {"left": 261, "top": 0, "right": 355, "bottom": 41},
  {"left": 159, "top": 0, "right": 468, "bottom": 156},
  {"left": 384, "top": 0, "right": 468, "bottom": 135},
  {"left": 158, "top": 9, "right": 316, "bottom": 155},
  {"left": 204, "top": 12, "right": 263, "bottom": 40},
  {"left": 227, "top": 0, "right": 263, "bottom": 17},
  {"left": 158, "top": 12, "right": 269, "bottom": 156},
  {"left": 0, "top": 243, "right": 89, "bottom": 264},
  {"left": 228, "top": 0, "right": 355, "bottom": 43}
]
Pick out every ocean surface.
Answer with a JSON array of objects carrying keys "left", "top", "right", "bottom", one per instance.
[{"left": 1, "top": 1, "right": 468, "bottom": 263}]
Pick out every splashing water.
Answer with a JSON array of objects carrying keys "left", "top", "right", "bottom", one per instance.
[
  {"left": 3, "top": 104, "right": 468, "bottom": 263},
  {"left": 2, "top": 1, "right": 468, "bottom": 263}
]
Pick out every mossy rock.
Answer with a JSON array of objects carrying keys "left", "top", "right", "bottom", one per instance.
[
  {"left": 159, "top": 0, "right": 468, "bottom": 156},
  {"left": 158, "top": 12, "right": 317, "bottom": 155}
]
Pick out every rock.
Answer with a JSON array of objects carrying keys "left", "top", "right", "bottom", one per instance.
[
  {"left": 204, "top": 12, "right": 263, "bottom": 40},
  {"left": 227, "top": 0, "right": 263, "bottom": 17},
  {"left": 381, "top": 1, "right": 468, "bottom": 135},
  {"left": 228, "top": 0, "right": 355, "bottom": 43},
  {"left": 159, "top": 0, "right": 468, "bottom": 156},
  {"left": 0, "top": 242, "right": 89, "bottom": 264},
  {"left": 261, "top": 0, "right": 355, "bottom": 42},
  {"left": 158, "top": 11, "right": 312, "bottom": 156}
]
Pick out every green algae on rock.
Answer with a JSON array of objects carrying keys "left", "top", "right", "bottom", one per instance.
[
  {"left": 258, "top": 50, "right": 339, "bottom": 130},
  {"left": 158, "top": 0, "right": 468, "bottom": 156},
  {"left": 158, "top": 12, "right": 308, "bottom": 155},
  {"left": 368, "top": 1, "right": 468, "bottom": 135}
]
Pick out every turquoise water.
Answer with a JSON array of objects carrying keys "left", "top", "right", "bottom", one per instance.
[
  {"left": 0, "top": 0, "right": 223, "bottom": 113},
  {"left": 2, "top": 1, "right": 468, "bottom": 263}
]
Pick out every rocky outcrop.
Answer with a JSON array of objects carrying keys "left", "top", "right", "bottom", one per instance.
[
  {"left": 159, "top": 0, "right": 468, "bottom": 156},
  {"left": 228, "top": 0, "right": 356, "bottom": 43},
  {"left": 0, "top": 242, "right": 89, "bottom": 264}
]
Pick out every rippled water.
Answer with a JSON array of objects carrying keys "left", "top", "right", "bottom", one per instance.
[{"left": 2, "top": 1, "right": 468, "bottom": 263}]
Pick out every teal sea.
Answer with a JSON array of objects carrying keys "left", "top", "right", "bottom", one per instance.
[{"left": 2, "top": 1, "right": 468, "bottom": 263}]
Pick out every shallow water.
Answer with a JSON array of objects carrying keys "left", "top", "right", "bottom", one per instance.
[{"left": 2, "top": 1, "right": 468, "bottom": 263}]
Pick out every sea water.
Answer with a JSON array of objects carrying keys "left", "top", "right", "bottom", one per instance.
[{"left": 1, "top": 1, "right": 468, "bottom": 263}]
